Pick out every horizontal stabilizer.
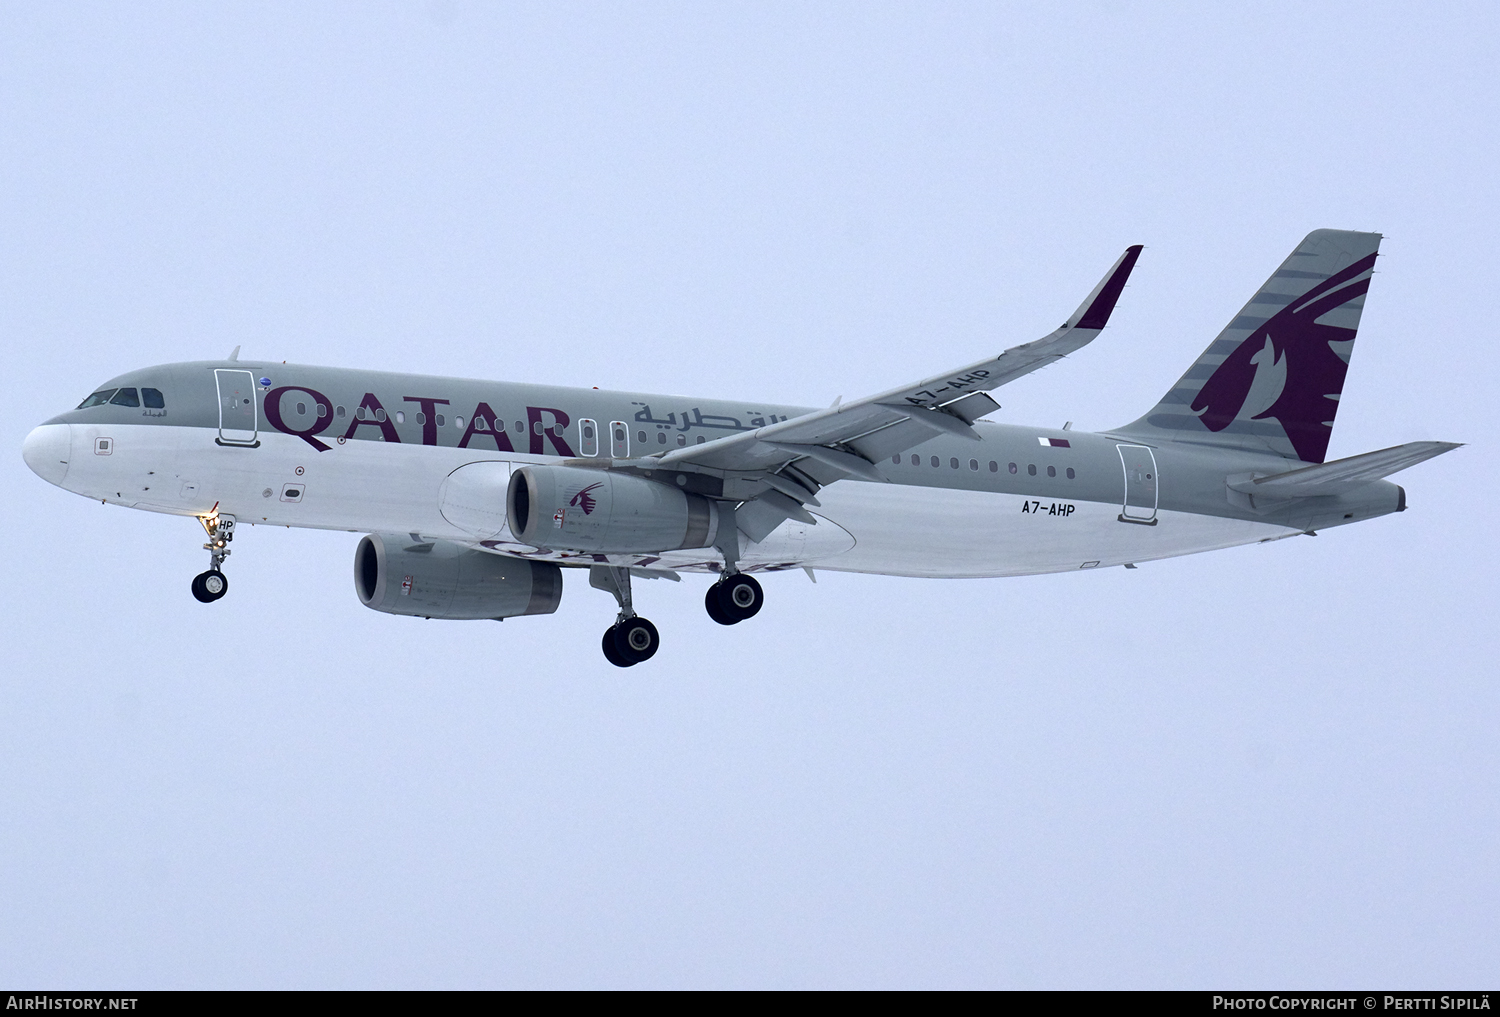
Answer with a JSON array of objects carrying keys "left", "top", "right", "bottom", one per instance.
[{"left": 1228, "top": 441, "right": 1462, "bottom": 498}]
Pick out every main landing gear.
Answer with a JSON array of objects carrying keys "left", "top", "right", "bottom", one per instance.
[
  {"left": 704, "top": 509, "right": 763, "bottom": 625},
  {"left": 590, "top": 565, "right": 661, "bottom": 668},
  {"left": 191, "top": 510, "right": 235, "bottom": 604},
  {"left": 705, "top": 572, "right": 763, "bottom": 625}
]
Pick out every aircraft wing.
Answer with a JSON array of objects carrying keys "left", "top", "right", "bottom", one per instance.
[{"left": 631, "top": 244, "right": 1143, "bottom": 539}]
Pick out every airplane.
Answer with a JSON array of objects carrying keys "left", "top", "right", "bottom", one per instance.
[{"left": 22, "top": 229, "right": 1460, "bottom": 667}]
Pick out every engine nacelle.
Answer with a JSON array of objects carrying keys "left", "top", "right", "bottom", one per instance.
[
  {"left": 507, "top": 464, "right": 720, "bottom": 553},
  {"left": 354, "top": 534, "right": 562, "bottom": 620}
]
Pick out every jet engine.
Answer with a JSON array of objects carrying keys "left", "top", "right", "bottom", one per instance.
[
  {"left": 507, "top": 465, "right": 720, "bottom": 553},
  {"left": 354, "top": 533, "right": 562, "bottom": 620}
]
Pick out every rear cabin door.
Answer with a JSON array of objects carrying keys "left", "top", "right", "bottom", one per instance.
[
  {"left": 1116, "top": 444, "right": 1158, "bottom": 524},
  {"left": 215, "top": 370, "right": 259, "bottom": 446}
]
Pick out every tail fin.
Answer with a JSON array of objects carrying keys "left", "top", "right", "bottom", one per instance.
[{"left": 1120, "top": 229, "right": 1382, "bottom": 463}]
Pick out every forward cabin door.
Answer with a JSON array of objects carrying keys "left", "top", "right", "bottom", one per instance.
[
  {"left": 214, "top": 369, "right": 259, "bottom": 446},
  {"left": 1116, "top": 444, "right": 1158, "bottom": 524}
]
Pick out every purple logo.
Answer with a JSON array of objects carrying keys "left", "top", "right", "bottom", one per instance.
[
  {"left": 570, "top": 483, "right": 603, "bottom": 515},
  {"left": 1192, "top": 252, "right": 1376, "bottom": 463}
]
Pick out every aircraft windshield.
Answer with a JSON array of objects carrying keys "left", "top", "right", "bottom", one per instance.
[
  {"left": 75, "top": 386, "right": 166, "bottom": 410},
  {"left": 77, "top": 389, "right": 116, "bottom": 408}
]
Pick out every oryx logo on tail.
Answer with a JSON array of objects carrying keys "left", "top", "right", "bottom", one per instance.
[
  {"left": 1192, "top": 252, "right": 1376, "bottom": 463},
  {"left": 1123, "top": 229, "right": 1383, "bottom": 464}
]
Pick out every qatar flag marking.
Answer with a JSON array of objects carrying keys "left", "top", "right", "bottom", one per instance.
[{"left": 1037, "top": 437, "right": 1071, "bottom": 447}]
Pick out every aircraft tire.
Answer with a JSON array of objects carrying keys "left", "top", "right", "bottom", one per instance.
[
  {"left": 602, "top": 626, "right": 634, "bottom": 667},
  {"left": 614, "top": 617, "right": 660, "bottom": 664},
  {"left": 719, "top": 574, "right": 763, "bottom": 621},
  {"left": 192, "top": 570, "right": 227, "bottom": 603},
  {"left": 705, "top": 584, "right": 736, "bottom": 626}
]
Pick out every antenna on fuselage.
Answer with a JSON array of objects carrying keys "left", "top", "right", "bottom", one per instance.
[{"left": 227, "top": 345, "right": 241, "bottom": 361}]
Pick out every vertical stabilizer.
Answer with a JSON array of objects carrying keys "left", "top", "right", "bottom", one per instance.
[{"left": 1118, "top": 229, "right": 1382, "bottom": 463}]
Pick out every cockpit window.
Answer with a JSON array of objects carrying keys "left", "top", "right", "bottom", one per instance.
[
  {"left": 77, "top": 389, "right": 117, "bottom": 409},
  {"left": 109, "top": 388, "right": 140, "bottom": 407},
  {"left": 142, "top": 388, "right": 165, "bottom": 409}
]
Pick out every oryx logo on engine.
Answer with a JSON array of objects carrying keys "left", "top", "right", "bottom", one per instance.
[{"left": 570, "top": 483, "right": 603, "bottom": 515}]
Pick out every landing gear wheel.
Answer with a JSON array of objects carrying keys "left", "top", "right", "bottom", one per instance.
[
  {"left": 613, "top": 617, "right": 660, "bottom": 664},
  {"left": 192, "top": 569, "right": 228, "bottom": 603},
  {"left": 705, "top": 584, "right": 735, "bottom": 625},
  {"left": 710, "top": 573, "right": 763, "bottom": 623},
  {"left": 602, "top": 626, "right": 634, "bottom": 668}
]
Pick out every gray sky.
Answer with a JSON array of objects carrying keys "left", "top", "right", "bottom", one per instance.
[{"left": 2, "top": 1, "right": 1496, "bottom": 989}]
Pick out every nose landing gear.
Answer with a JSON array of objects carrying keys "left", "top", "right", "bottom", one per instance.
[
  {"left": 192, "top": 509, "right": 235, "bottom": 604},
  {"left": 591, "top": 565, "right": 660, "bottom": 667}
]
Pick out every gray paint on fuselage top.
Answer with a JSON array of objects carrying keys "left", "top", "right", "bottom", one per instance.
[{"left": 54, "top": 359, "right": 1402, "bottom": 536}]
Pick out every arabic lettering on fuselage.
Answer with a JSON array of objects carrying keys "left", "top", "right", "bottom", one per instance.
[{"left": 632, "top": 404, "right": 780, "bottom": 431}]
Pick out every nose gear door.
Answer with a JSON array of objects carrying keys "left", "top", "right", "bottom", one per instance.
[
  {"left": 1116, "top": 444, "right": 1158, "bottom": 524},
  {"left": 215, "top": 369, "right": 259, "bottom": 447}
]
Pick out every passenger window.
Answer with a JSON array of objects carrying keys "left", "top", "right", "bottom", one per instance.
[
  {"left": 910, "top": 454, "right": 920, "bottom": 465},
  {"left": 77, "top": 389, "right": 117, "bottom": 409},
  {"left": 930, "top": 456, "right": 939, "bottom": 467},
  {"left": 455, "top": 416, "right": 465, "bottom": 429},
  {"left": 1009, "top": 462, "right": 1017, "bottom": 474},
  {"left": 375, "top": 408, "right": 387, "bottom": 422},
  {"left": 969, "top": 459, "right": 979, "bottom": 471},
  {"left": 533, "top": 421, "right": 544, "bottom": 435},
  {"left": 1047, "top": 465, "right": 1056, "bottom": 477},
  {"left": 696, "top": 435, "right": 706, "bottom": 444},
  {"left": 336, "top": 405, "right": 346, "bottom": 418},
  {"left": 950, "top": 457, "right": 959, "bottom": 469},
  {"left": 142, "top": 388, "right": 165, "bottom": 409},
  {"left": 989, "top": 461, "right": 998, "bottom": 472},
  {"left": 638, "top": 430, "right": 647, "bottom": 443},
  {"left": 892, "top": 455, "right": 900, "bottom": 464},
  {"left": 657, "top": 431, "right": 667, "bottom": 444},
  {"left": 1066, "top": 468, "right": 1075, "bottom": 479},
  {"left": 514, "top": 420, "right": 524, "bottom": 433},
  {"left": 316, "top": 404, "right": 327, "bottom": 418},
  {"left": 296, "top": 402, "right": 307, "bottom": 415},
  {"left": 1028, "top": 464, "right": 1036, "bottom": 476},
  {"left": 416, "top": 412, "right": 426, "bottom": 425},
  {"left": 476, "top": 417, "right": 488, "bottom": 431},
  {"left": 436, "top": 414, "right": 445, "bottom": 427},
  {"left": 109, "top": 388, "right": 140, "bottom": 407}
]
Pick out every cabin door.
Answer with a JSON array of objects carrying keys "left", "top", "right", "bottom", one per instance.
[
  {"left": 1116, "top": 444, "right": 1158, "bottom": 524},
  {"left": 215, "top": 370, "right": 259, "bottom": 446}
]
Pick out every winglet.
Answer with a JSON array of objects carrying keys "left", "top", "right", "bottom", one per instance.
[{"left": 1067, "top": 245, "right": 1143, "bottom": 331}]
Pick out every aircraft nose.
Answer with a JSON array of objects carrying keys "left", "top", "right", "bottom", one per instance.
[{"left": 22, "top": 424, "right": 71, "bottom": 486}]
